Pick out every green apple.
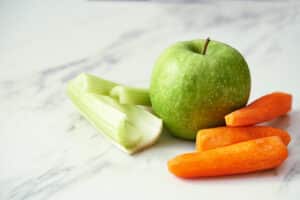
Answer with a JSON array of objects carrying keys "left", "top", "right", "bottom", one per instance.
[{"left": 150, "top": 38, "right": 251, "bottom": 140}]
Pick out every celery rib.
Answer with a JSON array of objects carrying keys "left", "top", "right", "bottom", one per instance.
[
  {"left": 67, "top": 80, "right": 126, "bottom": 142},
  {"left": 67, "top": 74, "right": 163, "bottom": 154},
  {"left": 74, "top": 73, "right": 151, "bottom": 106},
  {"left": 110, "top": 86, "right": 151, "bottom": 106},
  {"left": 73, "top": 73, "right": 117, "bottom": 95}
]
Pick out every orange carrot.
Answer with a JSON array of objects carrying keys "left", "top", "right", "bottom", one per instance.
[
  {"left": 225, "top": 92, "right": 292, "bottom": 126},
  {"left": 196, "top": 126, "right": 290, "bottom": 151},
  {"left": 168, "top": 136, "right": 288, "bottom": 178}
]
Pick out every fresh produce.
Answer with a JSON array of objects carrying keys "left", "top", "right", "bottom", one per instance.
[
  {"left": 168, "top": 136, "right": 288, "bottom": 178},
  {"left": 72, "top": 73, "right": 117, "bottom": 95},
  {"left": 67, "top": 73, "right": 162, "bottom": 154},
  {"left": 72, "top": 73, "right": 151, "bottom": 106},
  {"left": 168, "top": 91, "right": 292, "bottom": 179},
  {"left": 225, "top": 92, "right": 292, "bottom": 126},
  {"left": 110, "top": 85, "right": 151, "bottom": 106},
  {"left": 196, "top": 126, "right": 290, "bottom": 151},
  {"left": 65, "top": 37, "right": 292, "bottom": 180},
  {"left": 150, "top": 38, "right": 251, "bottom": 140}
]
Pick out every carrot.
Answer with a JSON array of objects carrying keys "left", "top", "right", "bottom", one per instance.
[
  {"left": 225, "top": 92, "right": 292, "bottom": 126},
  {"left": 196, "top": 126, "right": 290, "bottom": 151},
  {"left": 168, "top": 136, "right": 288, "bottom": 178}
]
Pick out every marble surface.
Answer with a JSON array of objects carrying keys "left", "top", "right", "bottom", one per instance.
[{"left": 1, "top": 0, "right": 300, "bottom": 199}]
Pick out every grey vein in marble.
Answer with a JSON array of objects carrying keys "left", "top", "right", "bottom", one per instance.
[{"left": 6, "top": 149, "right": 111, "bottom": 200}]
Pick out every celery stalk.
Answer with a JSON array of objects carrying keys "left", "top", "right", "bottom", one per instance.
[
  {"left": 110, "top": 86, "right": 151, "bottom": 106},
  {"left": 72, "top": 73, "right": 117, "bottom": 95},
  {"left": 67, "top": 77, "right": 163, "bottom": 154},
  {"left": 73, "top": 73, "right": 151, "bottom": 106}
]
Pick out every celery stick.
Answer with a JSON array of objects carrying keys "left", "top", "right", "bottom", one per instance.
[
  {"left": 67, "top": 78, "right": 163, "bottom": 154},
  {"left": 110, "top": 86, "right": 151, "bottom": 106},
  {"left": 73, "top": 73, "right": 117, "bottom": 95},
  {"left": 74, "top": 73, "right": 151, "bottom": 106},
  {"left": 67, "top": 79, "right": 127, "bottom": 143}
]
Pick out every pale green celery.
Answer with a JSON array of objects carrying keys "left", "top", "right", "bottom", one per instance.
[
  {"left": 110, "top": 86, "right": 151, "bottom": 106},
  {"left": 73, "top": 73, "right": 117, "bottom": 95},
  {"left": 67, "top": 78, "right": 163, "bottom": 154},
  {"left": 73, "top": 73, "right": 151, "bottom": 106},
  {"left": 67, "top": 80, "right": 127, "bottom": 143}
]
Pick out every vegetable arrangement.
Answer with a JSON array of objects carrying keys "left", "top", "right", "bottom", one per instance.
[
  {"left": 168, "top": 92, "right": 292, "bottom": 178},
  {"left": 66, "top": 38, "right": 293, "bottom": 180},
  {"left": 67, "top": 74, "right": 292, "bottom": 177}
]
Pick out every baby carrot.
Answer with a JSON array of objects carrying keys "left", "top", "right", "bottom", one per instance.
[
  {"left": 168, "top": 136, "right": 288, "bottom": 178},
  {"left": 225, "top": 92, "right": 292, "bottom": 126},
  {"left": 196, "top": 126, "right": 290, "bottom": 151}
]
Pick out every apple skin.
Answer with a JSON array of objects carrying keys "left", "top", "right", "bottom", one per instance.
[{"left": 150, "top": 39, "right": 251, "bottom": 140}]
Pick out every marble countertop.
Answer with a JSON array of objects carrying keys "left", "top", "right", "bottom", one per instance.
[{"left": 1, "top": 0, "right": 300, "bottom": 199}]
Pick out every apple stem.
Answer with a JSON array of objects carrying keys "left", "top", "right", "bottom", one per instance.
[{"left": 202, "top": 37, "right": 210, "bottom": 55}]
